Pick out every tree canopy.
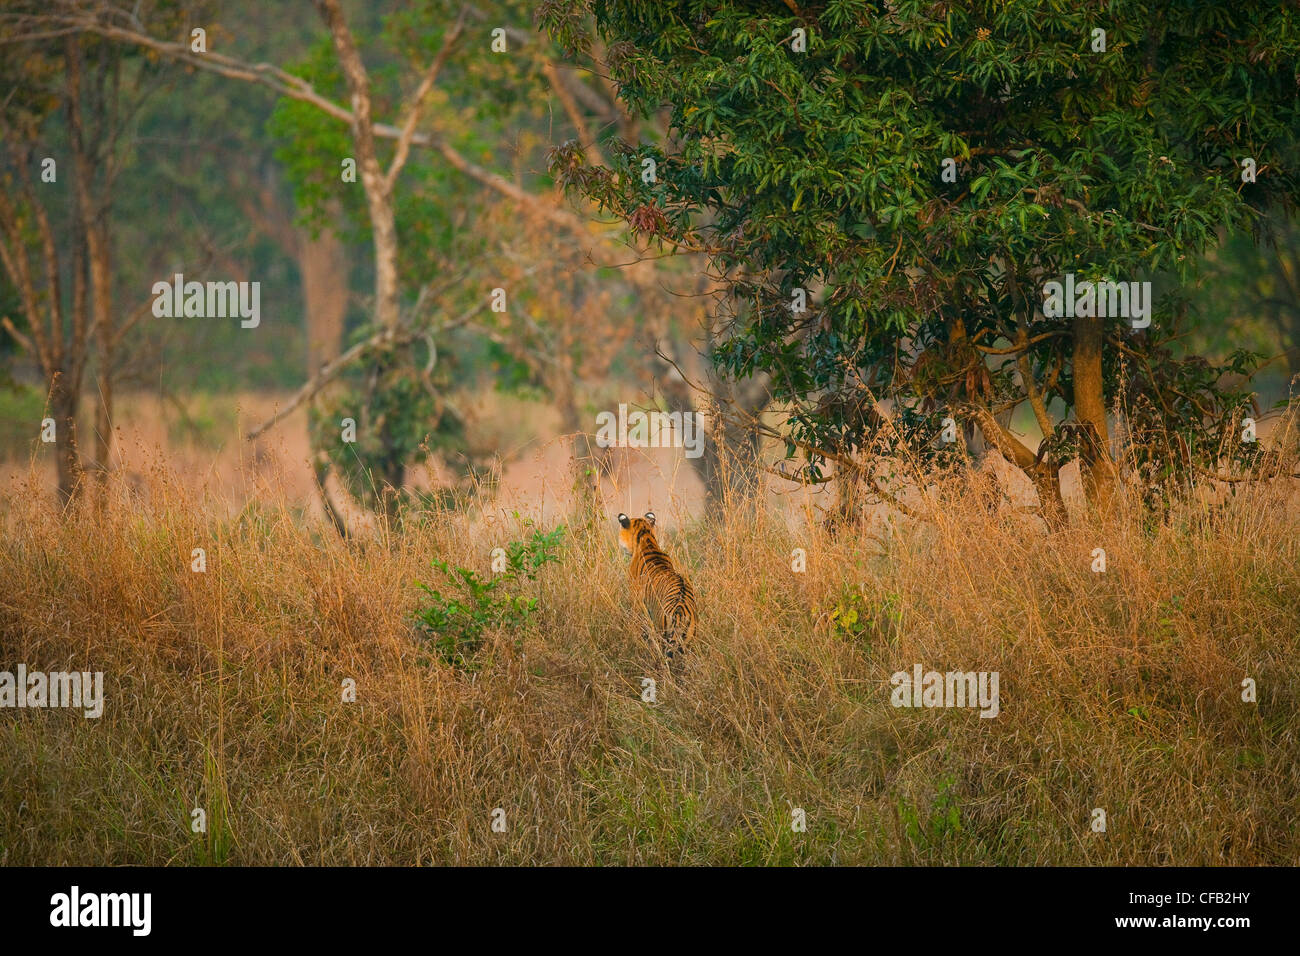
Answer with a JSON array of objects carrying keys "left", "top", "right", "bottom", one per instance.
[{"left": 546, "top": 0, "right": 1300, "bottom": 518}]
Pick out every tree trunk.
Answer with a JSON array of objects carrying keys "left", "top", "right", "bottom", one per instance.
[
  {"left": 656, "top": 328, "right": 768, "bottom": 510},
  {"left": 89, "top": 238, "right": 113, "bottom": 497},
  {"left": 315, "top": 0, "right": 399, "bottom": 336},
  {"left": 67, "top": 37, "right": 114, "bottom": 504},
  {"left": 698, "top": 376, "right": 766, "bottom": 508},
  {"left": 299, "top": 224, "right": 349, "bottom": 373},
  {"left": 48, "top": 371, "right": 82, "bottom": 503},
  {"left": 0, "top": 46, "right": 95, "bottom": 509},
  {"left": 1072, "top": 314, "right": 1118, "bottom": 512},
  {"left": 315, "top": 0, "right": 409, "bottom": 525},
  {"left": 1028, "top": 463, "right": 1068, "bottom": 531},
  {"left": 1278, "top": 298, "right": 1299, "bottom": 388}
]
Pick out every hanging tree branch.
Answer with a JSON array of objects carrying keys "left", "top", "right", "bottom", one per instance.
[{"left": 0, "top": 8, "right": 600, "bottom": 239}]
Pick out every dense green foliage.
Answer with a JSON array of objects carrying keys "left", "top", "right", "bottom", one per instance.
[{"left": 546, "top": 1, "right": 1300, "bottom": 499}]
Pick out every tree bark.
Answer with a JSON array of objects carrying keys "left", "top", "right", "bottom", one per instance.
[
  {"left": 67, "top": 37, "right": 115, "bottom": 503},
  {"left": 656, "top": 325, "right": 768, "bottom": 510},
  {"left": 0, "top": 104, "right": 89, "bottom": 506},
  {"left": 313, "top": 0, "right": 409, "bottom": 524},
  {"left": 300, "top": 224, "right": 349, "bottom": 373},
  {"left": 969, "top": 404, "right": 1067, "bottom": 530},
  {"left": 1072, "top": 314, "right": 1118, "bottom": 512},
  {"left": 315, "top": 0, "right": 399, "bottom": 336},
  {"left": 48, "top": 371, "right": 82, "bottom": 502}
]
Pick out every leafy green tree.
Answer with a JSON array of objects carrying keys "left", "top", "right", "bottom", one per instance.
[
  {"left": 545, "top": 1, "right": 1300, "bottom": 520},
  {"left": 264, "top": 0, "right": 673, "bottom": 521}
]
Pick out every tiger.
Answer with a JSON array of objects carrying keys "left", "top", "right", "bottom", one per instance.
[{"left": 617, "top": 512, "right": 697, "bottom": 668}]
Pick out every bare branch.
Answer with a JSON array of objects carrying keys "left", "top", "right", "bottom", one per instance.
[
  {"left": 0, "top": 315, "right": 35, "bottom": 355},
  {"left": 245, "top": 303, "right": 481, "bottom": 442},
  {"left": 542, "top": 58, "right": 604, "bottom": 167},
  {"left": 966, "top": 402, "right": 1040, "bottom": 472},
  {"left": 313, "top": 0, "right": 400, "bottom": 331},
  {"left": 385, "top": 6, "right": 469, "bottom": 193},
  {"left": 28, "top": 13, "right": 603, "bottom": 241}
]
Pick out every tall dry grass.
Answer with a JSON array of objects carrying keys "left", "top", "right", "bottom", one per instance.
[{"left": 0, "top": 452, "right": 1297, "bottom": 865}]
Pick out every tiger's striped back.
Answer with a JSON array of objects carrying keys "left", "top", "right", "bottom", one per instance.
[{"left": 617, "top": 512, "right": 697, "bottom": 666}]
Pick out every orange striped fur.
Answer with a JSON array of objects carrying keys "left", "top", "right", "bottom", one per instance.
[{"left": 617, "top": 512, "right": 697, "bottom": 667}]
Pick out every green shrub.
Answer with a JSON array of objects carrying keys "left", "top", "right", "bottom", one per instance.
[{"left": 413, "top": 520, "right": 564, "bottom": 670}]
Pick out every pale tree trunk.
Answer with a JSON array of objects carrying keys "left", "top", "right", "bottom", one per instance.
[
  {"left": 315, "top": 0, "right": 399, "bottom": 337},
  {"left": 312, "top": 2, "right": 469, "bottom": 527},
  {"left": 314, "top": 0, "right": 408, "bottom": 526}
]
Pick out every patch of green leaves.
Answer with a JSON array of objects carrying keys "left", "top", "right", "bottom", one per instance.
[{"left": 412, "top": 521, "right": 565, "bottom": 670}]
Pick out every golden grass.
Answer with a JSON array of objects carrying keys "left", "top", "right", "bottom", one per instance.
[{"left": 0, "top": 458, "right": 1297, "bottom": 865}]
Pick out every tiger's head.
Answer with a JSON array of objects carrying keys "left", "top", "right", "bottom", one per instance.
[{"left": 617, "top": 511, "right": 656, "bottom": 554}]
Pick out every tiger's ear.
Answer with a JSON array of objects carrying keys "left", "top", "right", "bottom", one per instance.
[
  {"left": 617, "top": 513, "right": 630, "bottom": 528},
  {"left": 644, "top": 511, "right": 656, "bottom": 526}
]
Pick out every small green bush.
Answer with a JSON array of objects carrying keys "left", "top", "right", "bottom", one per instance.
[{"left": 413, "top": 520, "right": 564, "bottom": 670}]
